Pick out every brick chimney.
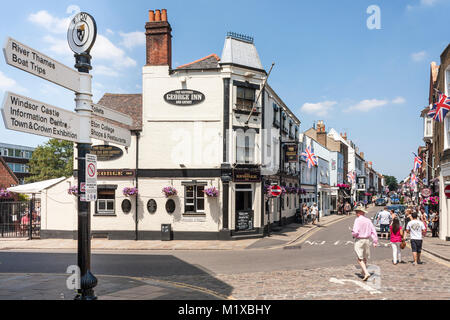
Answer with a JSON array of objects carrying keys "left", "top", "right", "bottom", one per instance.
[
  {"left": 145, "top": 9, "right": 172, "bottom": 68},
  {"left": 316, "top": 120, "right": 327, "bottom": 147},
  {"left": 360, "top": 152, "right": 365, "bottom": 159},
  {"left": 340, "top": 132, "right": 347, "bottom": 141}
]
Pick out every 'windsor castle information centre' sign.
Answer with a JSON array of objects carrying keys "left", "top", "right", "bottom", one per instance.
[{"left": 1, "top": 92, "right": 81, "bottom": 142}]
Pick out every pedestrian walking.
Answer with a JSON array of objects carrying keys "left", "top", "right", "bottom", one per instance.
[
  {"left": 310, "top": 203, "right": 318, "bottom": 225},
  {"left": 390, "top": 217, "right": 404, "bottom": 265},
  {"left": 431, "top": 211, "right": 439, "bottom": 238},
  {"left": 351, "top": 206, "right": 379, "bottom": 281},
  {"left": 302, "top": 203, "right": 309, "bottom": 224},
  {"left": 377, "top": 207, "right": 392, "bottom": 239},
  {"left": 344, "top": 201, "right": 351, "bottom": 216},
  {"left": 406, "top": 211, "right": 427, "bottom": 265}
]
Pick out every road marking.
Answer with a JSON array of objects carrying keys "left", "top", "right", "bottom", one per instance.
[
  {"left": 334, "top": 241, "right": 340, "bottom": 246},
  {"left": 329, "top": 277, "right": 381, "bottom": 295}
]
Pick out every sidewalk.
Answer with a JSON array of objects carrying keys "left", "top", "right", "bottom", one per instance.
[
  {"left": 0, "top": 273, "right": 226, "bottom": 300},
  {"left": 0, "top": 213, "right": 349, "bottom": 251},
  {"left": 423, "top": 235, "right": 450, "bottom": 262}
]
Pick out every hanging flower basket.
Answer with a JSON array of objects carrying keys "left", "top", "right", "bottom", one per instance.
[
  {"left": 203, "top": 186, "right": 219, "bottom": 198},
  {"left": 337, "top": 184, "right": 351, "bottom": 189},
  {"left": 281, "top": 187, "right": 287, "bottom": 195},
  {"left": 422, "top": 196, "right": 439, "bottom": 205},
  {"left": 68, "top": 186, "right": 78, "bottom": 196},
  {"left": 123, "top": 187, "right": 138, "bottom": 197},
  {"left": 0, "top": 188, "right": 12, "bottom": 199},
  {"left": 162, "top": 186, "right": 177, "bottom": 198},
  {"left": 296, "top": 188, "right": 307, "bottom": 195}
]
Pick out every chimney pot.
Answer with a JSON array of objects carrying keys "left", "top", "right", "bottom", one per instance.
[
  {"left": 161, "top": 9, "right": 167, "bottom": 21},
  {"left": 155, "top": 9, "right": 161, "bottom": 21},
  {"left": 149, "top": 10, "right": 155, "bottom": 22}
]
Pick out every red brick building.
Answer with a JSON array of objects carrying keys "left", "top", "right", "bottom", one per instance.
[{"left": 0, "top": 156, "right": 19, "bottom": 200}]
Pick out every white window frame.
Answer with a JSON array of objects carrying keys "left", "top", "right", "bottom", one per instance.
[
  {"left": 97, "top": 199, "right": 115, "bottom": 215},
  {"left": 184, "top": 185, "right": 205, "bottom": 214}
]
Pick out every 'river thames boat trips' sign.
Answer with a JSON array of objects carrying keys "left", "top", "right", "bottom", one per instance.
[{"left": 164, "top": 89, "right": 205, "bottom": 106}]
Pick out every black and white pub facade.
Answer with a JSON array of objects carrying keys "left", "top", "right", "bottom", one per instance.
[{"left": 41, "top": 9, "right": 301, "bottom": 240}]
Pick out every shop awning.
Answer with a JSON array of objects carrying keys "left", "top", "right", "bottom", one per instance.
[{"left": 7, "top": 177, "right": 66, "bottom": 194}]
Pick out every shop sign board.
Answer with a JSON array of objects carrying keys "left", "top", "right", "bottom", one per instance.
[
  {"left": 3, "top": 37, "right": 80, "bottom": 92},
  {"left": 233, "top": 169, "right": 261, "bottom": 182},
  {"left": 85, "top": 154, "right": 97, "bottom": 202},
  {"left": 164, "top": 89, "right": 205, "bottom": 106},
  {"left": 91, "top": 145, "right": 124, "bottom": 161},
  {"left": 421, "top": 188, "right": 431, "bottom": 197},
  {"left": 90, "top": 118, "right": 131, "bottom": 147},
  {"left": 1, "top": 91, "right": 81, "bottom": 142},
  {"left": 97, "top": 169, "right": 135, "bottom": 177},
  {"left": 284, "top": 144, "right": 298, "bottom": 163},
  {"left": 91, "top": 104, "right": 133, "bottom": 127}
]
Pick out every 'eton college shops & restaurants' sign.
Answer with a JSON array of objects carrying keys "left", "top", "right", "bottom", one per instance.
[{"left": 164, "top": 90, "right": 205, "bottom": 106}]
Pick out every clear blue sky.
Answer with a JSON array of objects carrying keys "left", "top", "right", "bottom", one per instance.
[{"left": 1, "top": 0, "right": 449, "bottom": 181}]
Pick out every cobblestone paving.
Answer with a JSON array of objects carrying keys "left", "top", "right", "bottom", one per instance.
[{"left": 158, "top": 258, "right": 450, "bottom": 300}]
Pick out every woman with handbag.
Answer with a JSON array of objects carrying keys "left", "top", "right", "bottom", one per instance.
[{"left": 390, "top": 217, "right": 404, "bottom": 265}]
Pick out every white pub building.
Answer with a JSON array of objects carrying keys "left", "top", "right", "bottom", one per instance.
[{"left": 41, "top": 9, "right": 301, "bottom": 240}]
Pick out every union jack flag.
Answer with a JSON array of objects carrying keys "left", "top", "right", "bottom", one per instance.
[
  {"left": 428, "top": 91, "right": 450, "bottom": 122},
  {"left": 347, "top": 171, "right": 356, "bottom": 184},
  {"left": 301, "top": 145, "right": 318, "bottom": 169},
  {"left": 410, "top": 174, "right": 418, "bottom": 187},
  {"left": 413, "top": 154, "right": 422, "bottom": 172}
]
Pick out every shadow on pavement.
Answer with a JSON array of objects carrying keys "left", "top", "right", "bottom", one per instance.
[{"left": 0, "top": 252, "right": 233, "bottom": 299}]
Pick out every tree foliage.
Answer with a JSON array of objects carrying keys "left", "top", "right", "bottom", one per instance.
[
  {"left": 384, "top": 175, "right": 398, "bottom": 192},
  {"left": 25, "top": 139, "right": 74, "bottom": 183}
]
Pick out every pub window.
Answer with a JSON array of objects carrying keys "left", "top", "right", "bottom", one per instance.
[
  {"left": 95, "top": 189, "right": 116, "bottom": 216},
  {"left": 184, "top": 185, "right": 205, "bottom": 214},
  {"left": 236, "top": 86, "right": 256, "bottom": 112},
  {"left": 236, "top": 131, "right": 255, "bottom": 164}
]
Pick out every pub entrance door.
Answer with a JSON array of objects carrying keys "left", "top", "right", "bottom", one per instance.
[{"left": 235, "top": 184, "right": 254, "bottom": 232}]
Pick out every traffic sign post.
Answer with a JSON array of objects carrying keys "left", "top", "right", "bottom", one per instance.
[
  {"left": 69, "top": 12, "right": 98, "bottom": 301},
  {"left": 85, "top": 154, "right": 97, "bottom": 202},
  {"left": 270, "top": 185, "right": 282, "bottom": 197},
  {"left": 445, "top": 185, "right": 450, "bottom": 199}
]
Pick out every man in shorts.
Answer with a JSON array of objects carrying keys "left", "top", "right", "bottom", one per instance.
[
  {"left": 351, "top": 206, "right": 379, "bottom": 281},
  {"left": 377, "top": 207, "right": 392, "bottom": 239},
  {"left": 406, "top": 211, "right": 427, "bottom": 265}
]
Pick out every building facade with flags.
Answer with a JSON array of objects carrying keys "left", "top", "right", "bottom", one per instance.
[
  {"left": 430, "top": 44, "right": 450, "bottom": 241},
  {"left": 40, "top": 9, "right": 302, "bottom": 240}
]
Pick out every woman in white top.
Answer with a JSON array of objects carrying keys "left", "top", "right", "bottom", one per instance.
[{"left": 310, "top": 203, "right": 318, "bottom": 225}]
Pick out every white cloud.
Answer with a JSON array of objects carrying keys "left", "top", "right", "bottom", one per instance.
[
  {"left": 28, "top": 10, "right": 71, "bottom": 34},
  {"left": 0, "top": 71, "right": 27, "bottom": 94},
  {"left": 91, "top": 35, "right": 137, "bottom": 68},
  {"left": 119, "top": 31, "right": 146, "bottom": 49},
  {"left": 407, "top": 0, "right": 440, "bottom": 10},
  {"left": 93, "top": 65, "right": 119, "bottom": 77},
  {"left": 345, "top": 99, "right": 388, "bottom": 112},
  {"left": 106, "top": 29, "right": 115, "bottom": 35},
  {"left": 300, "top": 101, "right": 337, "bottom": 117},
  {"left": 411, "top": 51, "right": 427, "bottom": 62},
  {"left": 392, "top": 97, "right": 406, "bottom": 104},
  {"left": 43, "top": 35, "right": 72, "bottom": 56}
]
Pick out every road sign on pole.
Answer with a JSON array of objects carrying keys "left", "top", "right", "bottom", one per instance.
[
  {"left": 270, "top": 185, "right": 282, "bottom": 197},
  {"left": 90, "top": 118, "right": 131, "bottom": 147},
  {"left": 3, "top": 37, "right": 81, "bottom": 92},
  {"left": 445, "top": 185, "right": 450, "bottom": 199},
  {"left": 91, "top": 104, "right": 133, "bottom": 127},
  {"left": 1, "top": 91, "right": 81, "bottom": 142},
  {"left": 85, "top": 154, "right": 97, "bottom": 202}
]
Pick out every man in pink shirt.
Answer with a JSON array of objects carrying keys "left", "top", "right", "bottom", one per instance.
[{"left": 352, "top": 206, "right": 379, "bottom": 281}]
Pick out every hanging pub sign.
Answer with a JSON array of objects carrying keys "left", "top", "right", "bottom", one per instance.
[
  {"left": 97, "top": 169, "right": 135, "bottom": 177},
  {"left": 91, "top": 145, "right": 124, "bottom": 161},
  {"left": 164, "top": 89, "right": 205, "bottom": 106},
  {"left": 233, "top": 169, "right": 261, "bottom": 182},
  {"left": 284, "top": 144, "right": 298, "bottom": 163}
]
